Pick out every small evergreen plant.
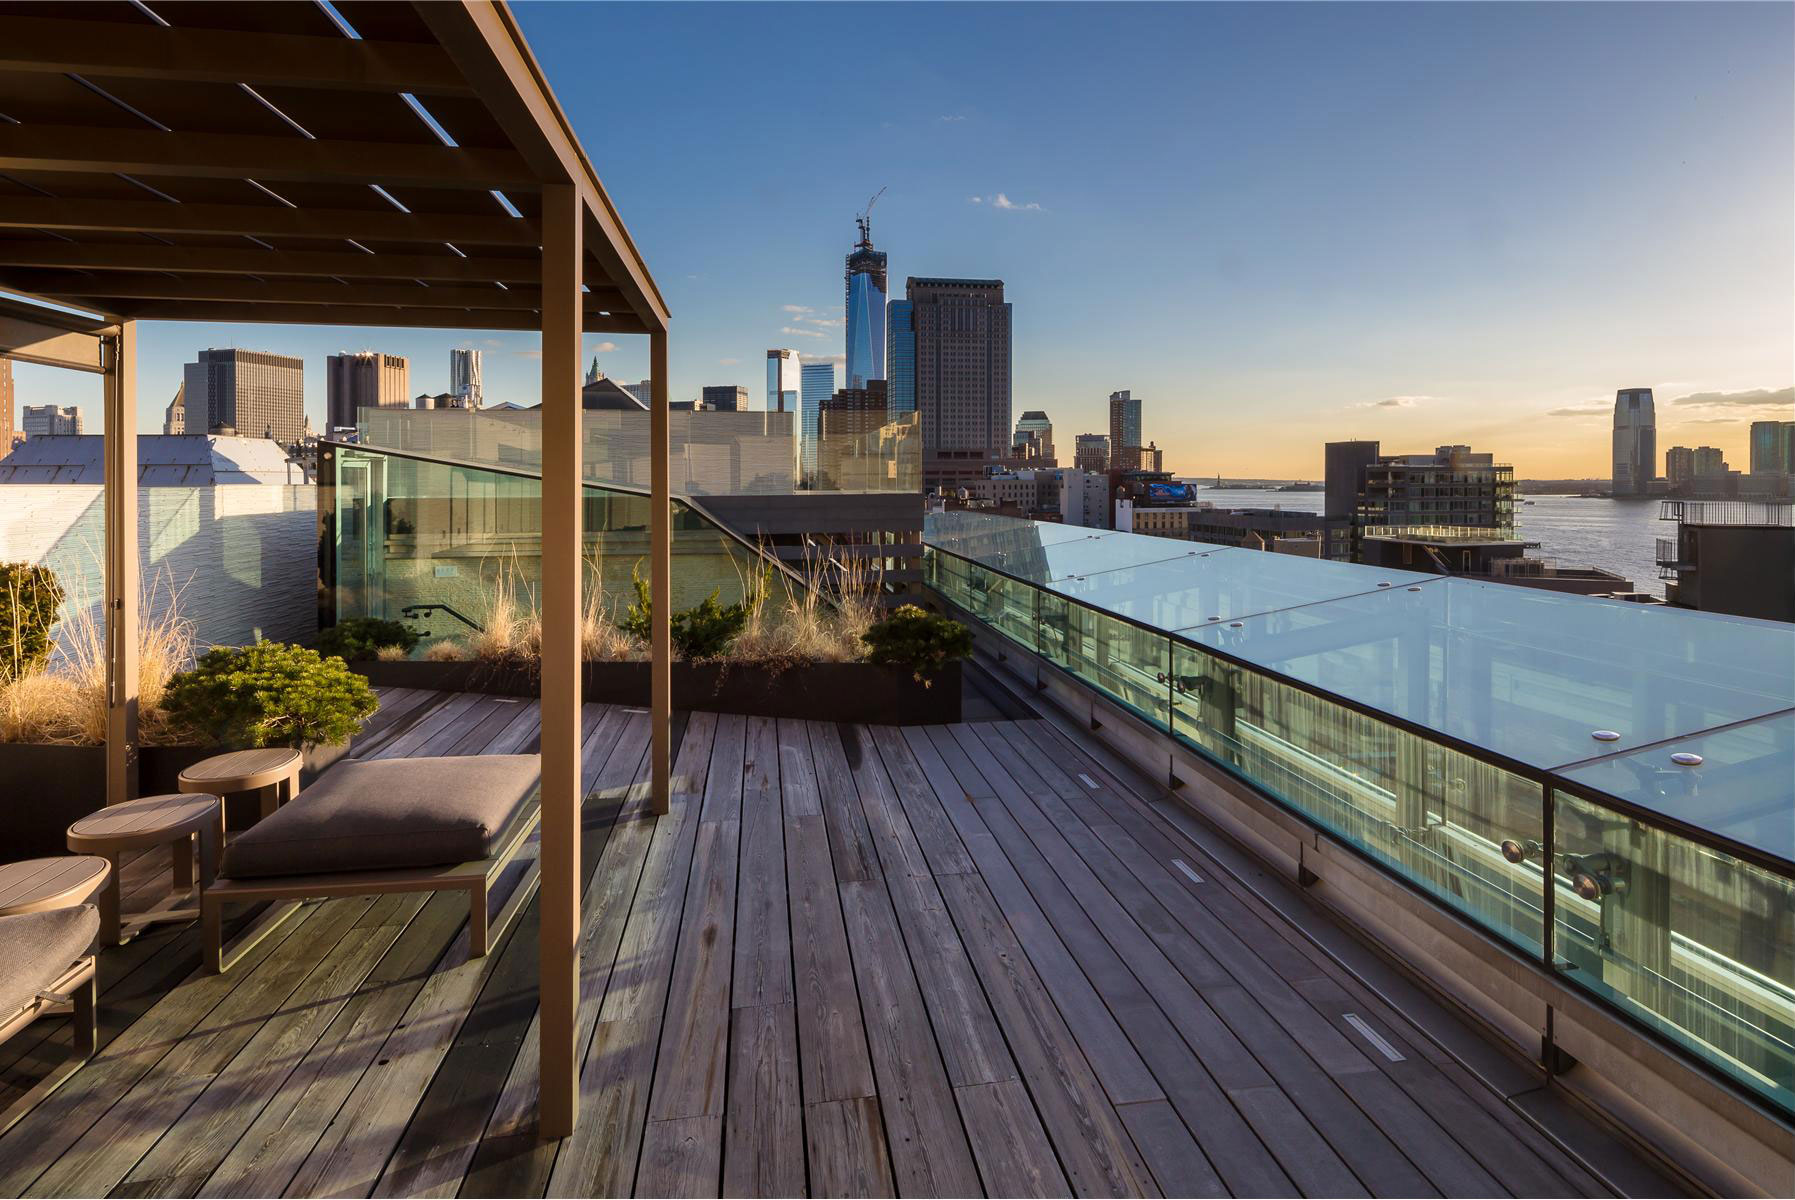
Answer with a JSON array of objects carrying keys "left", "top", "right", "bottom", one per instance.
[
  {"left": 622, "top": 564, "right": 755, "bottom": 660},
  {"left": 163, "top": 642, "right": 379, "bottom": 748},
  {"left": 317, "top": 617, "right": 418, "bottom": 662},
  {"left": 861, "top": 605, "right": 973, "bottom": 684}
]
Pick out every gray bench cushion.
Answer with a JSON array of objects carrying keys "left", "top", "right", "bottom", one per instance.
[
  {"left": 221, "top": 755, "right": 540, "bottom": 880},
  {"left": 0, "top": 905, "right": 98, "bottom": 1020}
]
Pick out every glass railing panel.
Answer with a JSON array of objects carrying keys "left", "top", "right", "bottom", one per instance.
[
  {"left": 1059, "top": 606, "right": 1170, "bottom": 727},
  {"left": 1048, "top": 548, "right": 1437, "bottom": 633},
  {"left": 356, "top": 407, "right": 921, "bottom": 496},
  {"left": 1170, "top": 640, "right": 1546, "bottom": 953},
  {"left": 1553, "top": 790, "right": 1794, "bottom": 1114},
  {"left": 1186, "top": 576, "right": 1795, "bottom": 772},
  {"left": 1557, "top": 714, "right": 1795, "bottom": 866},
  {"left": 329, "top": 445, "right": 758, "bottom": 634}
]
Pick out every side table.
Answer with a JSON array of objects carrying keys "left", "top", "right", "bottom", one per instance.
[
  {"left": 179, "top": 747, "right": 304, "bottom": 824},
  {"left": 67, "top": 793, "right": 221, "bottom": 945}
]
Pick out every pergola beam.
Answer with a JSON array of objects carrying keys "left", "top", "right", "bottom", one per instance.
[
  {"left": 0, "top": 124, "right": 537, "bottom": 189},
  {"left": 0, "top": 240, "right": 542, "bottom": 283},
  {"left": 0, "top": 297, "right": 109, "bottom": 372},
  {"left": 105, "top": 299, "right": 649, "bottom": 334},
  {"left": 415, "top": 2, "right": 669, "bottom": 331},
  {"left": 10, "top": 271, "right": 626, "bottom": 313},
  {"left": 0, "top": 195, "right": 540, "bottom": 247},
  {"left": 0, "top": 16, "right": 478, "bottom": 96}
]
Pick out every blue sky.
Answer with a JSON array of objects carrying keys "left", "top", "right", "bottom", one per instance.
[{"left": 14, "top": 1, "right": 1792, "bottom": 477}]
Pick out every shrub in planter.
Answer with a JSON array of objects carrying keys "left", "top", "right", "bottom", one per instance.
[
  {"left": 621, "top": 567, "right": 755, "bottom": 660},
  {"left": 163, "top": 641, "right": 379, "bottom": 749},
  {"left": 318, "top": 616, "right": 418, "bottom": 662},
  {"left": 1, "top": 561, "right": 64, "bottom": 684},
  {"left": 862, "top": 605, "right": 973, "bottom": 685}
]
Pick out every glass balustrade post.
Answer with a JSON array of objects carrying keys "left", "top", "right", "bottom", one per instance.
[{"left": 1541, "top": 783, "right": 1557, "bottom": 971}]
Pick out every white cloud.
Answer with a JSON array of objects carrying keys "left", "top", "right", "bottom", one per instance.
[
  {"left": 968, "top": 196, "right": 983, "bottom": 204},
  {"left": 801, "top": 315, "right": 846, "bottom": 328},
  {"left": 782, "top": 304, "right": 814, "bottom": 314},
  {"left": 781, "top": 326, "right": 827, "bottom": 339},
  {"left": 1547, "top": 403, "right": 1610, "bottom": 418},
  {"left": 940, "top": 114, "right": 967, "bottom": 123},
  {"left": 719, "top": 357, "right": 740, "bottom": 366},
  {"left": 587, "top": 340, "right": 617, "bottom": 353},
  {"left": 1669, "top": 386, "right": 1793, "bottom": 410},
  {"left": 990, "top": 192, "right": 1043, "bottom": 212},
  {"left": 1355, "top": 395, "right": 1431, "bottom": 409},
  {"left": 513, "top": 349, "right": 541, "bottom": 360}
]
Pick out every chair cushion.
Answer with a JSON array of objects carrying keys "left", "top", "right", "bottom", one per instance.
[
  {"left": 220, "top": 755, "right": 540, "bottom": 880},
  {"left": 0, "top": 905, "right": 98, "bottom": 1020}
]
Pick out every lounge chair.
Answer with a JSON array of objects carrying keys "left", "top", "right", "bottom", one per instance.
[
  {"left": 0, "top": 905, "right": 100, "bottom": 1135},
  {"left": 200, "top": 755, "right": 542, "bottom": 973}
]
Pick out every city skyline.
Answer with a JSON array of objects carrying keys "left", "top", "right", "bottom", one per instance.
[{"left": 4, "top": 0, "right": 1791, "bottom": 479}]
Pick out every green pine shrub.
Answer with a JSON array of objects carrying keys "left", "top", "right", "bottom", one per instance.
[
  {"left": 621, "top": 565, "right": 755, "bottom": 660},
  {"left": 163, "top": 641, "right": 379, "bottom": 749},
  {"left": 317, "top": 616, "right": 418, "bottom": 662},
  {"left": 861, "top": 605, "right": 973, "bottom": 684},
  {"left": 0, "top": 562, "right": 64, "bottom": 684}
]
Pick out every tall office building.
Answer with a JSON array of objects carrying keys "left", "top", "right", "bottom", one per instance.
[
  {"left": 0, "top": 356, "right": 12, "bottom": 440},
  {"left": 1749, "top": 419, "right": 1795, "bottom": 474},
  {"left": 1013, "top": 410, "right": 1055, "bottom": 464},
  {"left": 1108, "top": 390, "right": 1143, "bottom": 471},
  {"left": 799, "top": 360, "right": 836, "bottom": 486},
  {"left": 183, "top": 348, "right": 304, "bottom": 443},
  {"left": 449, "top": 348, "right": 483, "bottom": 408},
  {"left": 622, "top": 380, "right": 653, "bottom": 407},
  {"left": 1611, "top": 387, "right": 1656, "bottom": 496},
  {"left": 887, "top": 299, "right": 915, "bottom": 415},
  {"left": 21, "top": 404, "right": 81, "bottom": 437},
  {"left": 326, "top": 351, "right": 409, "bottom": 431},
  {"left": 845, "top": 217, "right": 888, "bottom": 389},
  {"left": 1074, "top": 433, "right": 1110, "bottom": 473},
  {"left": 702, "top": 385, "right": 749, "bottom": 413},
  {"left": 766, "top": 349, "right": 801, "bottom": 413},
  {"left": 909, "top": 277, "right": 1011, "bottom": 491}
]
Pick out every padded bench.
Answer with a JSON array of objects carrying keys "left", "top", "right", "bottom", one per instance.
[
  {"left": 201, "top": 755, "right": 541, "bottom": 973},
  {"left": 0, "top": 906, "right": 100, "bottom": 1135}
]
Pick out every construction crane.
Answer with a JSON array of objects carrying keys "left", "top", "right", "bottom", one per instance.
[{"left": 856, "top": 186, "right": 886, "bottom": 246}]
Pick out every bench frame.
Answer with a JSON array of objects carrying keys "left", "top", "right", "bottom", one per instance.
[
  {"left": 0, "top": 955, "right": 97, "bottom": 1137},
  {"left": 200, "top": 797, "right": 542, "bottom": 973}
]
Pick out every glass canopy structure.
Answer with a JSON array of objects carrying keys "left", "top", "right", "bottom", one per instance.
[{"left": 924, "top": 510, "right": 1794, "bottom": 1116}]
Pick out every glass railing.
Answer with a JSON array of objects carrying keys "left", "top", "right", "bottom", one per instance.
[
  {"left": 924, "top": 510, "right": 1795, "bottom": 1116},
  {"left": 353, "top": 406, "right": 920, "bottom": 496},
  {"left": 322, "top": 441, "right": 766, "bottom": 634}
]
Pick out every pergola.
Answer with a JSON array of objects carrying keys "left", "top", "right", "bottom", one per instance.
[{"left": 0, "top": 0, "right": 671, "bottom": 1138}]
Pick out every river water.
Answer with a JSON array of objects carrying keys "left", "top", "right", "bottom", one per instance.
[{"left": 1191, "top": 488, "right": 1667, "bottom": 596}]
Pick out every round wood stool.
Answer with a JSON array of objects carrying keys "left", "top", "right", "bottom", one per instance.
[
  {"left": 67, "top": 793, "right": 222, "bottom": 945},
  {"left": 178, "top": 747, "right": 303, "bottom": 824},
  {"left": 0, "top": 855, "right": 111, "bottom": 917}
]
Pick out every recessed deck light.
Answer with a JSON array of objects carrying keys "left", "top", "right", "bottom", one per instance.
[
  {"left": 1670, "top": 752, "right": 1704, "bottom": 766},
  {"left": 1591, "top": 730, "right": 1620, "bottom": 742}
]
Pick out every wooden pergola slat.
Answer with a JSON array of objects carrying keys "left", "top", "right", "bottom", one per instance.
[
  {"left": 0, "top": 15, "right": 479, "bottom": 96},
  {"left": 0, "top": 195, "right": 540, "bottom": 247},
  {"left": 0, "top": 124, "right": 538, "bottom": 188},
  {"left": 0, "top": 0, "right": 672, "bottom": 1142}
]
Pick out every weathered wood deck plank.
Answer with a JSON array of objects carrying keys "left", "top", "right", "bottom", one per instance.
[
  {"left": 722, "top": 1002, "right": 804, "bottom": 1198},
  {"left": 836, "top": 877, "right": 982, "bottom": 1197},
  {"left": 732, "top": 717, "right": 791, "bottom": 1011},
  {"left": 804, "top": 1097, "right": 894, "bottom": 1199}
]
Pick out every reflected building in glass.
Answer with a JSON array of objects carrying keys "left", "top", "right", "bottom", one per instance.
[
  {"left": 845, "top": 218, "right": 887, "bottom": 389},
  {"left": 800, "top": 359, "right": 836, "bottom": 487},
  {"left": 766, "top": 349, "right": 801, "bottom": 414}
]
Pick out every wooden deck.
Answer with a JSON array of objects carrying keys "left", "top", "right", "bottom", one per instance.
[{"left": 0, "top": 688, "right": 1640, "bottom": 1197}]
